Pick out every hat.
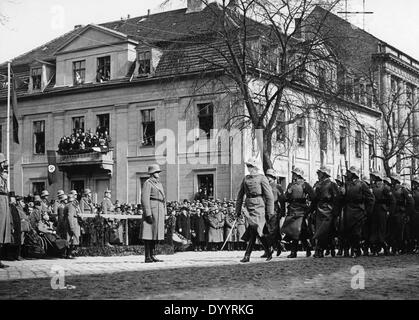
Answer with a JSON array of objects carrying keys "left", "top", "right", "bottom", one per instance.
[
  {"left": 41, "top": 190, "right": 49, "bottom": 197},
  {"left": 245, "top": 158, "right": 258, "bottom": 168},
  {"left": 16, "top": 195, "right": 23, "bottom": 201},
  {"left": 412, "top": 176, "right": 419, "bottom": 185},
  {"left": 347, "top": 166, "right": 360, "bottom": 177},
  {"left": 84, "top": 188, "right": 92, "bottom": 195},
  {"left": 382, "top": 176, "right": 391, "bottom": 184},
  {"left": 68, "top": 193, "right": 76, "bottom": 201},
  {"left": 0, "top": 153, "right": 6, "bottom": 163},
  {"left": 57, "top": 190, "right": 65, "bottom": 197},
  {"left": 34, "top": 195, "right": 42, "bottom": 202},
  {"left": 8, "top": 191, "right": 16, "bottom": 198},
  {"left": 390, "top": 174, "right": 402, "bottom": 183},
  {"left": 148, "top": 164, "right": 162, "bottom": 174},
  {"left": 362, "top": 175, "right": 370, "bottom": 185},
  {"left": 317, "top": 166, "right": 331, "bottom": 177},
  {"left": 104, "top": 189, "right": 111, "bottom": 194},
  {"left": 266, "top": 169, "right": 277, "bottom": 179},
  {"left": 291, "top": 167, "right": 304, "bottom": 178},
  {"left": 60, "top": 194, "right": 68, "bottom": 201},
  {"left": 70, "top": 190, "right": 78, "bottom": 196},
  {"left": 370, "top": 171, "right": 383, "bottom": 180}
]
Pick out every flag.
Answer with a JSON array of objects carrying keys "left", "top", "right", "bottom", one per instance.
[
  {"left": 10, "top": 69, "right": 20, "bottom": 144},
  {"left": 47, "top": 150, "right": 58, "bottom": 185}
]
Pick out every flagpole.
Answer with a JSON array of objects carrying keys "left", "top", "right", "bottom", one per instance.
[{"left": 7, "top": 61, "right": 11, "bottom": 191}]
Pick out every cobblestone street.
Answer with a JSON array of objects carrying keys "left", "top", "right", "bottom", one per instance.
[{"left": 1, "top": 251, "right": 419, "bottom": 300}]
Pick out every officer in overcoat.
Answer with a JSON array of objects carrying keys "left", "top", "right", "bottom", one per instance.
[
  {"left": 141, "top": 164, "right": 166, "bottom": 263},
  {"left": 369, "top": 172, "right": 395, "bottom": 256},
  {"left": 0, "top": 153, "right": 11, "bottom": 268},
  {"left": 411, "top": 177, "right": 419, "bottom": 253},
  {"left": 64, "top": 193, "right": 81, "bottom": 259},
  {"left": 262, "top": 169, "right": 286, "bottom": 258},
  {"left": 389, "top": 174, "right": 414, "bottom": 254},
  {"left": 235, "top": 158, "right": 274, "bottom": 263},
  {"left": 311, "top": 166, "right": 340, "bottom": 258},
  {"left": 342, "top": 166, "right": 375, "bottom": 258},
  {"left": 56, "top": 194, "right": 68, "bottom": 240},
  {"left": 282, "top": 168, "right": 315, "bottom": 258}
]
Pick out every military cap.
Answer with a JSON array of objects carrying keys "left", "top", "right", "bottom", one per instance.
[
  {"left": 104, "top": 189, "right": 111, "bottom": 194},
  {"left": 34, "top": 195, "right": 42, "bottom": 202},
  {"left": 291, "top": 167, "right": 304, "bottom": 178},
  {"left": 266, "top": 169, "right": 277, "bottom": 179},
  {"left": 57, "top": 190, "right": 65, "bottom": 197},
  {"left": 41, "top": 190, "right": 49, "bottom": 197},
  {"left": 347, "top": 166, "right": 360, "bottom": 177},
  {"left": 148, "top": 164, "right": 162, "bottom": 174},
  {"left": 60, "top": 194, "right": 68, "bottom": 201},
  {"left": 70, "top": 190, "right": 78, "bottom": 195},
  {"left": 382, "top": 176, "right": 392, "bottom": 184},
  {"left": 370, "top": 171, "right": 383, "bottom": 180},
  {"left": 317, "top": 166, "right": 331, "bottom": 177},
  {"left": 390, "top": 174, "right": 402, "bottom": 183},
  {"left": 362, "top": 175, "right": 371, "bottom": 185},
  {"left": 84, "top": 188, "right": 92, "bottom": 195},
  {"left": 245, "top": 157, "right": 259, "bottom": 168},
  {"left": 68, "top": 193, "right": 76, "bottom": 201}
]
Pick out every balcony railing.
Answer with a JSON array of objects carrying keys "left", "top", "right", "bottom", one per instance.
[{"left": 56, "top": 150, "right": 114, "bottom": 174}]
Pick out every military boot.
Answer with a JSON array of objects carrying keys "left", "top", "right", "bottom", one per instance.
[
  {"left": 343, "top": 248, "right": 350, "bottom": 257},
  {"left": 287, "top": 241, "right": 298, "bottom": 258},
  {"left": 144, "top": 241, "right": 154, "bottom": 263}
]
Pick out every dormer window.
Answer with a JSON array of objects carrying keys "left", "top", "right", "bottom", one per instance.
[
  {"left": 138, "top": 51, "right": 151, "bottom": 75},
  {"left": 73, "top": 60, "right": 86, "bottom": 85},
  {"left": 31, "top": 67, "right": 42, "bottom": 90},
  {"left": 97, "top": 56, "right": 111, "bottom": 82}
]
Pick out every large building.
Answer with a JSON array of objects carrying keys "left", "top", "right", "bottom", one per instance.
[{"left": 2, "top": 1, "right": 412, "bottom": 202}]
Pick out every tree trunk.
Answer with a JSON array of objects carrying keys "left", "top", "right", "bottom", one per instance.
[{"left": 262, "top": 131, "right": 273, "bottom": 173}]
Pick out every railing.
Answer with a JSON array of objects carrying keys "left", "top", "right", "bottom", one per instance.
[{"left": 57, "top": 150, "right": 113, "bottom": 164}]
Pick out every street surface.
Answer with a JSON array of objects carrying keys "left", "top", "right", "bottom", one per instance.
[{"left": 1, "top": 251, "right": 419, "bottom": 299}]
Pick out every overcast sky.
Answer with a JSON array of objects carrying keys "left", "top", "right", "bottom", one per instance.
[{"left": 1, "top": 0, "right": 418, "bottom": 63}]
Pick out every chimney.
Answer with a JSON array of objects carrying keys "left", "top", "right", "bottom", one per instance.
[{"left": 186, "top": 0, "right": 205, "bottom": 14}]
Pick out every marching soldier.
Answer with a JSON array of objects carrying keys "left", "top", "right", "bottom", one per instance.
[
  {"left": 411, "top": 177, "right": 419, "bottom": 253},
  {"left": 263, "top": 169, "right": 286, "bottom": 258},
  {"left": 282, "top": 168, "right": 315, "bottom": 259},
  {"left": 311, "top": 166, "right": 340, "bottom": 258},
  {"left": 64, "top": 192, "right": 81, "bottom": 259},
  {"left": 342, "top": 166, "right": 375, "bottom": 258},
  {"left": 360, "top": 175, "right": 373, "bottom": 256},
  {"left": 141, "top": 164, "right": 166, "bottom": 263},
  {"left": 369, "top": 172, "right": 395, "bottom": 256},
  {"left": 389, "top": 175, "right": 414, "bottom": 255},
  {"left": 235, "top": 158, "right": 274, "bottom": 263}
]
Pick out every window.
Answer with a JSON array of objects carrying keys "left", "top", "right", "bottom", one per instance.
[
  {"left": 319, "top": 121, "right": 328, "bottom": 152},
  {"left": 368, "top": 133, "right": 375, "bottom": 160},
  {"left": 360, "top": 83, "right": 366, "bottom": 105},
  {"left": 197, "top": 174, "right": 214, "bottom": 200},
  {"left": 33, "top": 121, "right": 45, "bottom": 154},
  {"left": 354, "top": 79, "right": 360, "bottom": 103},
  {"left": 97, "top": 114, "right": 110, "bottom": 135},
  {"left": 138, "top": 51, "right": 151, "bottom": 75},
  {"left": 73, "top": 60, "right": 86, "bottom": 85},
  {"left": 318, "top": 66, "right": 326, "bottom": 91},
  {"left": 366, "top": 84, "right": 373, "bottom": 108},
  {"left": 71, "top": 180, "right": 84, "bottom": 202},
  {"left": 141, "top": 109, "right": 155, "bottom": 147},
  {"left": 296, "top": 118, "right": 306, "bottom": 147},
  {"left": 339, "top": 126, "right": 347, "bottom": 155},
  {"left": 355, "top": 130, "right": 362, "bottom": 158},
  {"left": 31, "top": 67, "right": 42, "bottom": 90},
  {"left": 345, "top": 76, "right": 354, "bottom": 100},
  {"left": 97, "top": 56, "right": 111, "bottom": 82},
  {"left": 72, "top": 116, "right": 85, "bottom": 132},
  {"left": 32, "top": 182, "right": 45, "bottom": 196},
  {"left": 276, "top": 110, "right": 286, "bottom": 142},
  {"left": 197, "top": 103, "right": 214, "bottom": 138}
]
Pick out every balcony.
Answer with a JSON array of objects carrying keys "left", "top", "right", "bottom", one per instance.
[{"left": 56, "top": 150, "right": 114, "bottom": 176}]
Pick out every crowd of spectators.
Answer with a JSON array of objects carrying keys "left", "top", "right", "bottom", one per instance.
[{"left": 57, "top": 127, "right": 111, "bottom": 155}]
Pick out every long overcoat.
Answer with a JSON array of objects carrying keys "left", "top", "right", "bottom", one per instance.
[
  {"left": 0, "top": 173, "right": 12, "bottom": 244},
  {"left": 141, "top": 177, "right": 166, "bottom": 241},
  {"left": 264, "top": 181, "right": 285, "bottom": 243},
  {"left": 312, "top": 178, "right": 339, "bottom": 246},
  {"left": 235, "top": 174, "right": 274, "bottom": 239},
  {"left": 191, "top": 214, "right": 206, "bottom": 242},
  {"left": 176, "top": 213, "right": 191, "bottom": 240},
  {"left": 63, "top": 201, "right": 81, "bottom": 245},
  {"left": 411, "top": 188, "right": 419, "bottom": 240},
  {"left": 207, "top": 211, "right": 223, "bottom": 243},
  {"left": 388, "top": 184, "right": 414, "bottom": 243}
]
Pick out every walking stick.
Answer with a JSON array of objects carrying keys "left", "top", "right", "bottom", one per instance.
[{"left": 220, "top": 219, "right": 237, "bottom": 251}]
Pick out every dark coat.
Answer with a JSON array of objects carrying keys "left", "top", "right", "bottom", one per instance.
[
  {"left": 235, "top": 174, "right": 274, "bottom": 239},
  {"left": 191, "top": 214, "right": 206, "bottom": 242},
  {"left": 0, "top": 173, "right": 12, "bottom": 244},
  {"left": 141, "top": 177, "right": 166, "bottom": 241},
  {"left": 411, "top": 188, "right": 419, "bottom": 240},
  {"left": 282, "top": 179, "right": 315, "bottom": 240},
  {"left": 56, "top": 202, "right": 67, "bottom": 239},
  {"left": 342, "top": 179, "right": 375, "bottom": 241},
  {"left": 176, "top": 213, "right": 191, "bottom": 240},
  {"left": 388, "top": 184, "right": 414, "bottom": 243},
  {"left": 264, "top": 181, "right": 285, "bottom": 243},
  {"left": 369, "top": 181, "right": 395, "bottom": 244},
  {"left": 312, "top": 178, "right": 340, "bottom": 246}
]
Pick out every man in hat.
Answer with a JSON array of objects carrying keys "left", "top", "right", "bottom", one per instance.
[
  {"left": 262, "top": 169, "right": 286, "bottom": 258},
  {"left": 53, "top": 190, "right": 65, "bottom": 220},
  {"left": 411, "top": 177, "right": 419, "bottom": 253},
  {"left": 40, "top": 190, "right": 52, "bottom": 216},
  {"left": 342, "top": 166, "right": 375, "bottom": 258},
  {"left": 235, "top": 158, "right": 274, "bottom": 263},
  {"left": 176, "top": 205, "right": 191, "bottom": 241},
  {"left": 56, "top": 193, "right": 68, "bottom": 240},
  {"left": 282, "top": 168, "right": 315, "bottom": 258},
  {"left": 0, "top": 153, "right": 11, "bottom": 268},
  {"left": 311, "top": 166, "right": 340, "bottom": 258},
  {"left": 80, "top": 189, "right": 95, "bottom": 214},
  {"left": 64, "top": 192, "right": 81, "bottom": 259},
  {"left": 369, "top": 171, "right": 395, "bottom": 256},
  {"left": 100, "top": 189, "right": 115, "bottom": 247},
  {"left": 141, "top": 164, "right": 166, "bottom": 263},
  {"left": 389, "top": 174, "right": 414, "bottom": 254}
]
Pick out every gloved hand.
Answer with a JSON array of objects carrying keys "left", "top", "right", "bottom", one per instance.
[{"left": 145, "top": 215, "right": 153, "bottom": 224}]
